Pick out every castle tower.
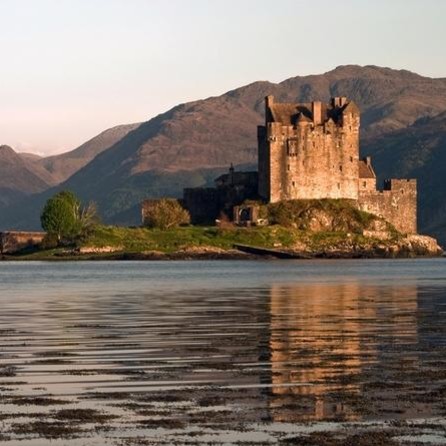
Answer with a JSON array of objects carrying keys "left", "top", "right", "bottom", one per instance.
[{"left": 258, "top": 96, "right": 360, "bottom": 202}]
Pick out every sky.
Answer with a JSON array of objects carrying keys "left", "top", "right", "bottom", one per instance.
[{"left": 0, "top": 0, "right": 445, "bottom": 156}]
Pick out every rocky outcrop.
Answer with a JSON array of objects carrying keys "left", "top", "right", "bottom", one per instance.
[
  {"left": 404, "top": 234, "right": 443, "bottom": 256},
  {"left": 77, "top": 246, "right": 124, "bottom": 254},
  {"left": 287, "top": 234, "right": 443, "bottom": 258}
]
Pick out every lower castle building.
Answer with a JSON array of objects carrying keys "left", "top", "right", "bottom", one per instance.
[{"left": 183, "top": 96, "right": 417, "bottom": 234}]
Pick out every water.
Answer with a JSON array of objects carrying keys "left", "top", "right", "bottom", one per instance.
[{"left": 1, "top": 259, "right": 446, "bottom": 445}]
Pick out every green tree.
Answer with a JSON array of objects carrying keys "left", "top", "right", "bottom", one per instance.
[
  {"left": 40, "top": 191, "right": 80, "bottom": 240},
  {"left": 142, "top": 199, "right": 190, "bottom": 229},
  {"left": 40, "top": 191, "right": 100, "bottom": 242}
]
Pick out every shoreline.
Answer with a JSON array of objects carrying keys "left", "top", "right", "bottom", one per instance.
[{"left": 1, "top": 247, "right": 443, "bottom": 262}]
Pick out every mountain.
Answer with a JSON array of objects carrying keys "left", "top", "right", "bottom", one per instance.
[
  {"left": 36, "top": 123, "right": 141, "bottom": 184},
  {"left": 19, "top": 153, "right": 43, "bottom": 162},
  {"left": 0, "top": 145, "right": 52, "bottom": 207},
  {"left": 2, "top": 65, "right": 446, "bottom": 236}
]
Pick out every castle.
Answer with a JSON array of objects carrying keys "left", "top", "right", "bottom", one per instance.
[{"left": 182, "top": 96, "right": 417, "bottom": 234}]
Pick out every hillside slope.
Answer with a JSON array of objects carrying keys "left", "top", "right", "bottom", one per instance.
[
  {"left": 36, "top": 123, "right": 141, "bottom": 184},
  {"left": 0, "top": 145, "right": 52, "bottom": 207}
]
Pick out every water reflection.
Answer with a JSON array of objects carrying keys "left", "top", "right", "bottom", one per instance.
[{"left": 266, "top": 282, "right": 419, "bottom": 421}]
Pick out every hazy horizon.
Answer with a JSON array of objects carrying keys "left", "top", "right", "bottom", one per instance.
[{"left": 1, "top": 0, "right": 445, "bottom": 156}]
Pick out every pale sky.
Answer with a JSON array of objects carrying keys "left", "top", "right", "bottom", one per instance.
[{"left": 0, "top": 0, "right": 445, "bottom": 156}]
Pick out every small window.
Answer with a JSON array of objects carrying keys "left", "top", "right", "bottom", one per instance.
[
  {"left": 350, "top": 156, "right": 353, "bottom": 162},
  {"left": 337, "top": 183, "right": 341, "bottom": 190},
  {"left": 292, "top": 181, "right": 296, "bottom": 187},
  {"left": 287, "top": 164, "right": 290, "bottom": 171},
  {"left": 339, "top": 165, "right": 343, "bottom": 172},
  {"left": 363, "top": 181, "right": 367, "bottom": 188}
]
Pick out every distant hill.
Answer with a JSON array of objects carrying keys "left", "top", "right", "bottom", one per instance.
[
  {"left": 2, "top": 65, "right": 446, "bottom": 238},
  {"left": 36, "top": 123, "right": 141, "bottom": 184},
  {"left": 0, "top": 145, "right": 52, "bottom": 207}
]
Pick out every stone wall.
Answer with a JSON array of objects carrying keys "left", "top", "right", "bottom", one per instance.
[
  {"left": 182, "top": 169, "right": 259, "bottom": 224},
  {"left": 358, "top": 179, "right": 417, "bottom": 234},
  {"left": 0, "top": 231, "right": 46, "bottom": 254},
  {"left": 258, "top": 96, "right": 360, "bottom": 203},
  {"left": 182, "top": 188, "right": 221, "bottom": 224}
]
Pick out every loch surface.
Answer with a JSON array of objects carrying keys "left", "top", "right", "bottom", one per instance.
[{"left": 1, "top": 259, "right": 446, "bottom": 445}]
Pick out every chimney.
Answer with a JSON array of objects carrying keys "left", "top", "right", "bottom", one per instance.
[
  {"left": 365, "top": 156, "right": 372, "bottom": 166},
  {"left": 265, "top": 95, "right": 274, "bottom": 108},
  {"left": 312, "top": 101, "right": 322, "bottom": 125},
  {"left": 332, "top": 97, "right": 348, "bottom": 108}
]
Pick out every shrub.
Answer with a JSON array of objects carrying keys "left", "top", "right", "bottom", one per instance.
[{"left": 142, "top": 199, "right": 190, "bottom": 229}]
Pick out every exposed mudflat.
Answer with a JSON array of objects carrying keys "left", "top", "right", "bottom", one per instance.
[{"left": 1, "top": 260, "right": 446, "bottom": 445}]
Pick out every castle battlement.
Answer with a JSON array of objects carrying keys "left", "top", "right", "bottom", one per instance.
[{"left": 383, "top": 178, "right": 417, "bottom": 192}]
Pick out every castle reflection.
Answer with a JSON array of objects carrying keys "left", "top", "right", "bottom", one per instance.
[{"left": 264, "top": 281, "right": 418, "bottom": 421}]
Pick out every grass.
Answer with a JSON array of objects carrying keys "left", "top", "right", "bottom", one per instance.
[
  {"left": 6, "top": 222, "right": 402, "bottom": 261},
  {"left": 3, "top": 199, "right": 404, "bottom": 260},
  {"left": 80, "top": 224, "right": 302, "bottom": 253}
]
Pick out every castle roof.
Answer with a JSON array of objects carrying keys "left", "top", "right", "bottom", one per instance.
[
  {"left": 269, "top": 103, "right": 312, "bottom": 125},
  {"left": 268, "top": 99, "right": 357, "bottom": 126},
  {"left": 358, "top": 159, "right": 376, "bottom": 179},
  {"left": 214, "top": 170, "right": 258, "bottom": 188}
]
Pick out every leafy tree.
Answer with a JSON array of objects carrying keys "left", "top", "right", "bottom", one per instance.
[
  {"left": 142, "top": 199, "right": 190, "bottom": 229},
  {"left": 40, "top": 191, "right": 99, "bottom": 242},
  {"left": 40, "top": 192, "right": 79, "bottom": 240}
]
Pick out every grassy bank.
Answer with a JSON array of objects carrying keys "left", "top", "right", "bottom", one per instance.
[{"left": 4, "top": 224, "right": 402, "bottom": 261}]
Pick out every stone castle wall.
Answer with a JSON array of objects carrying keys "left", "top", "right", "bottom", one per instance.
[
  {"left": 182, "top": 170, "right": 258, "bottom": 224},
  {"left": 358, "top": 179, "right": 417, "bottom": 234},
  {"left": 258, "top": 97, "right": 360, "bottom": 203},
  {"left": 0, "top": 231, "right": 46, "bottom": 254},
  {"left": 182, "top": 188, "right": 221, "bottom": 224}
]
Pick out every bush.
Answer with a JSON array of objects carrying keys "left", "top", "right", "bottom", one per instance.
[{"left": 142, "top": 199, "right": 190, "bottom": 229}]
